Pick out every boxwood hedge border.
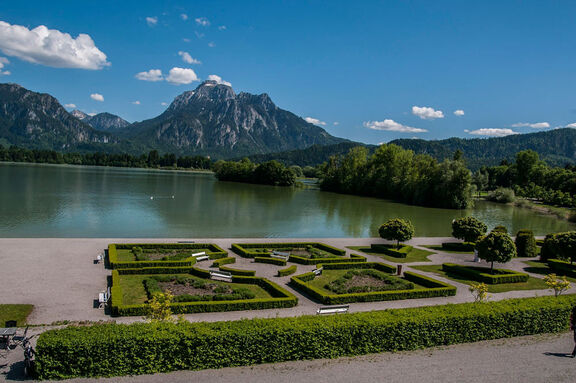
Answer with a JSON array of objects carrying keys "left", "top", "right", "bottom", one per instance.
[
  {"left": 36, "top": 295, "right": 576, "bottom": 380},
  {"left": 442, "top": 263, "right": 529, "bottom": 284},
  {"left": 290, "top": 262, "right": 456, "bottom": 304},
  {"left": 108, "top": 243, "right": 227, "bottom": 269},
  {"left": 110, "top": 267, "right": 297, "bottom": 316}
]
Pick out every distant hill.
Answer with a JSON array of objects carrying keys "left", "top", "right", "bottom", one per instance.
[
  {"left": 390, "top": 128, "right": 576, "bottom": 169},
  {"left": 71, "top": 111, "right": 130, "bottom": 132}
]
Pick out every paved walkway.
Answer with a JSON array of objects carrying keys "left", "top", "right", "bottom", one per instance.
[{"left": 0, "top": 237, "right": 557, "bottom": 325}]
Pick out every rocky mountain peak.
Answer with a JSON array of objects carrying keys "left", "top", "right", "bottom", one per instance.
[
  {"left": 70, "top": 109, "right": 88, "bottom": 120},
  {"left": 167, "top": 80, "right": 236, "bottom": 113}
]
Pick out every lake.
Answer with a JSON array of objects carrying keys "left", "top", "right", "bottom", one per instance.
[{"left": 0, "top": 163, "right": 573, "bottom": 238}]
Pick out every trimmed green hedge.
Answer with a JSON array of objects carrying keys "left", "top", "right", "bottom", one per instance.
[
  {"left": 442, "top": 263, "right": 529, "bottom": 284},
  {"left": 288, "top": 253, "right": 367, "bottom": 266},
  {"left": 441, "top": 242, "right": 475, "bottom": 251},
  {"left": 110, "top": 268, "right": 297, "bottom": 316},
  {"left": 36, "top": 295, "right": 576, "bottom": 380},
  {"left": 290, "top": 262, "right": 455, "bottom": 304},
  {"left": 232, "top": 242, "right": 346, "bottom": 258},
  {"left": 219, "top": 265, "right": 256, "bottom": 277},
  {"left": 277, "top": 265, "right": 297, "bottom": 277},
  {"left": 212, "top": 257, "right": 235, "bottom": 267},
  {"left": 320, "top": 261, "right": 396, "bottom": 273},
  {"left": 108, "top": 243, "right": 227, "bottom": 269},
  {"left": 370, "top": 244, "right": 413, "bottom": 258},
  {"left": 515, "top": 230, "right": 538, "bottom": 258},
  {"left": 254, "top": 256, "right": 287, "bottom": 266},
  {"left": 547, "top": 259, "right": 576, "bottom": 278}
]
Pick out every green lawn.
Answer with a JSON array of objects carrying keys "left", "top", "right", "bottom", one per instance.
[
  {"left": 119, "top": 274, "right": 273, "bottom": 305},
  {"left": 421, "top": 245, "right": 474, "bottom": 254},
  {"left": 411, "top": 264, "right": 549, "bottom": 293},
  {"left": 522, "top": 260, "right": 576, "bottom": 283},
  {"left": 347, "top": 246, "right": 434, "bottom": 263},
  {"left": 306, "top": 269, "right": 429, "bottom": 294},
  {"left": 0, "top": 304, "right": 34, "bottom": 326}
]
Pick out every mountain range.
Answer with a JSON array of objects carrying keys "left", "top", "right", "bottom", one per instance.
[
  {"left": 0, "top": 81, "right": 575, "bottom": 168},
  {"left": 0, "top": 81, "right": 347, "bottom": 157}
]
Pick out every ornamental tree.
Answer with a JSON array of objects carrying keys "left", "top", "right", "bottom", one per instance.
[
  {"left": 451, "top": 217, "right": 487, "bottom": 243},
  {"left": 379, "top": 218, "right": 415, "bottom": 249},
  {"left": 476, "top": 231, "right": 517, "bottom": 274}
]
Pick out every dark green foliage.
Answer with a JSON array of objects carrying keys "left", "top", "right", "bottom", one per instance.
[
  {"left": 218, "top": 266, "right": 256, "bottom": 276},
  {"left": 213, "top": 159, "right": 295, "bottom": 186},
  {"left": 325, "top": 270, "right": 414, "bottom": 294},
  {"left": 378, "top": 218, "right": 415, "bottom": 248},
  {"left": 35, "top": 295, "right": 576, "bottom": 380},
  {"left": 370, "top": 244, "right": 413, "bottom": 258},
  {"left": 277, "top": 265, "right": 297, "bottom": 277},
  {"left": 515, "top": 230, "right": 538, "bottom": 258},
  {"left": 487, "top": 188, "right": 516, "bottom": 203},
  {"left": 442, "top": 263, "right": 529, "bottom": 284},
  {"left": 476, "top": 232, "right": 517, "bottom": 272},
  {"left": 254, "top": 256, "right": 287, "bottom": 266},
  {"left": 451, "top": 217, "right": 487, "bottom": 243},
  {"left": 541, "top": 232, "right": 576, "bottom": 264},
  {"left": 491, "top": 225, "right": 508, "bottom": 234},
  {"left": 108, "top": 243, "right": 227, "bottom": 269},
  {"left": 547, "top": 259, "right": 576, "bottom": 278},
  {"left": 319, "top": 144, "right": 473, "bottom": 209},
  {"left": 290, "top": 263, "right": 454, "bottom": 304},
  {"left": 211, "top": 257, "right": 235, "bottom": 267},
  {"left": 441, "top": 242, "right": 476, "bottom": 251}
]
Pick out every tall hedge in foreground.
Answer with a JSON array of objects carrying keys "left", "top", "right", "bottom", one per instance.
[{"left": 36, "top": 295, "right": 576, "bottom": 380}]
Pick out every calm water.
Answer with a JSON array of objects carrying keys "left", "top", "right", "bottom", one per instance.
[{"left": 0, "top": 163, "right": 573, "bottom": 238}]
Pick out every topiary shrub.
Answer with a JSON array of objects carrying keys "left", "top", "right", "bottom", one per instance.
[
  {"left": 451, "top": 217, "right": 487, "bottom": 243},
  {"left": 515, "top": 230, "right": 537, "bottom": 258}
]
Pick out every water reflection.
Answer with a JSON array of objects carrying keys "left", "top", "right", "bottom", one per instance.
[{"left": 0, "top": 163, "right": 573, "bottom": 238}]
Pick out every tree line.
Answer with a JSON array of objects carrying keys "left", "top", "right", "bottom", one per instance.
[
  {"left": 212, "top": 159, "right": 296, "bottom": 186},
  {"left": 0, "top": 145, "right": 211, "bottom": 170}
]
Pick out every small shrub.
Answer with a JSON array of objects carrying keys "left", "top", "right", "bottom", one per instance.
[
  {"left": 278, "top": 265, "right": 297, "bottom": 277},
  {"left": 469, "top": 282, "right": 490, "bottom": 302},
  {"left": 144, "top": 291, "right": 175, "bottom": 322},
  {"left": 491, "top": 225, "right": 508, "bottom": 234},
  {"left": 543, "top": 273, "right": 571, "bottom": 297},
  {"left": 515, "top": 230, "right": 537, "bottom": 258},
  {"left": 487, "top": 187, "right": 515, "bottom": 203}
]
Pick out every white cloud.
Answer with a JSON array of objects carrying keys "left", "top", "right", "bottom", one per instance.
[
  {"left": 454, "top": 109, "right": 465, "bottom": 116},
  {"left": 412, "top": 106, "right": 444, "bottom": 120},
  {"left": 565, "top": 123, "right": 576, "bottom": 128},
  {"left": 87, "top": 112, "right": 97, "bottom": 117},
  {"left": 195, "top": 17, "right": 210, "bottom": 27},
  {"left": 468, "top": 128, "right": 518, "bottom": 137},
  {"left": 364, "top": 119, "right": 427, "bottom": 133},
  {"left": 333, "top": 121, "right": 339, "bottom": 126},
  {"left": 178, "top": 51, "right": 201, "bottom": 64},
  {"left": 132, "top": 100, "right": 140, "bottom": 105},
  {"left": 304, "top": 117, "right": 326, "bottom": 126},
  {"left": 90, "top": 93, "right": 104, "bottom": 102},
  {"left": 195, "top": 31, "right": 205, "bottom": 39},
  {"left": 0, "top": 56, "right": 9, "bottom": 74},
  {"left": 207, "top": 74, "right": 231, "bottom": 87},
  {"left": 182, "top": 38, "right": 191, "bottom": 43},
  {"left": 166, "top": 67, "right": 199, "bottom": 85},
  {"left": 135, "top": 69, "right": 163, "bottom": 82},
  {"left": 64, "top": 103, "right": 76, "bottom": 108},
  {"left": 146, "top": 17, "right": 158, "bottom": 27},
  {"left": 207, "top": 42, "right": 216, "bottom": 48},
  {"left": 180, "top": 14, "right": 188, "bottom": 21},
  {"left": 511, "top": 122, "right": 550, "bottom": 129},
  {"left": 218, "top": 25, "right": 227, "bottom": 31},
  {"left": 0, "top": 21, "right": 109, "bottom": 70},
  {"left": 161, "top": 102, "right": 168, "bottom": 106}
]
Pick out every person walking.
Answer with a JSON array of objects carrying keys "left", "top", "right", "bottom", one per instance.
[{"left": 571, "top": 307, "right": 576, "bottom": 358}]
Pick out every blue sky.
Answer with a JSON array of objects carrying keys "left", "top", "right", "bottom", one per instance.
[{"left": 1, "top": 0, "right": 575, "bottom": 144}]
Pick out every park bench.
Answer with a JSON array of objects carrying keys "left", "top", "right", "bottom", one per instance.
[
  {"left": 95, "top": 254, "right": 102, "bottom": 264},
  {"left": 98, "top": 287, "right": 111, "bottom": 309},
  {"left": 316, "top": 304, "right": 349, "bottom": 315},
  {"left": 192, "top": 252, "right": 209, "bottom": 262},
  {"left": 271, "top": 252, "right": 289, "bottom": 261},
  {"left": 312, "top": 267, "right": 323, "bottom": 276},
  {"left": 210, "top": 270, "right": 233, "bottom": 282}
]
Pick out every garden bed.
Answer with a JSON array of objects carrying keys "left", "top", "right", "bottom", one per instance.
[
  {"left": 442, "top": 263, "right": 529, "bottom": 284},
  {"left": 348, "top": 245, "right": 433, "bottom": 263},
  {"left": 290, "top": 262, "right": 455, "bottom": 304}
]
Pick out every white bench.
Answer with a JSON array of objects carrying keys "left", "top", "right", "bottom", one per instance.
[
  {"left": 98, "top": 287, "right": 111, "bottom": 309},
  {"left": 95, "top": 254, "right": 103, "bottom": 264},
  {"left": 316, "top": 305, "right": 349, "bottom": 315},
  {"left": 273, "top": 251, "right": 290, "bottom": 257},
  {"left": 192, "top": 251, "right": 206, "bottom": 257},
  {"left": 195, "top": 256, "right": 210, "bottom": 262},
  {"left": 313, "top": 267, "right": 323, "bottom": 276},
  {"left": 210, "top": 270, "right": 233, "bottom": 282},
  {"left": 271, "top": 254, "right": 289, "bottom": 261}
]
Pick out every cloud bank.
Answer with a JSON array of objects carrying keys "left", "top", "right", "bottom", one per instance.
[
  {"left": 412, "top": 106, "right": 444, "bottom": 120},
  {"left": 304, "top": 117, "right": 326, "bottom": 126},
  {"left": 468, "top": 128, "right": 518, "bottom": 137},
  {"left": 364, "top": 119, "right": 427, "bottom": 133},
  {"left": 511, "top": 122, "right": 550, "bottom": 129}
]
